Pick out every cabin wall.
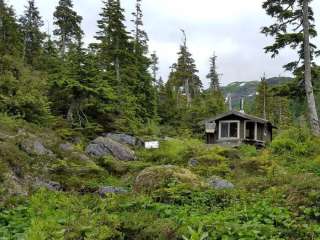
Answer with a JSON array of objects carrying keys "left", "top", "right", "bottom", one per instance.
[
  {"left": 206, "top": 126, "right": 219, "bottom": 144},
  {"left": 206, "top": 133, "right": 216, "bottom": 144},
  {"left": 205, "top": 114, "right": 274, "bottom": 146}
]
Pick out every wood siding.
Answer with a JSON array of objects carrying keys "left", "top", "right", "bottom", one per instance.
[{"left": 205, "top": 115, "right": 273, "bottom": 146}]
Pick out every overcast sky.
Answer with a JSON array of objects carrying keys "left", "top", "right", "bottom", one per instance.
[{"left": 6, "top": 0, "right": 320, "bottom": 87}]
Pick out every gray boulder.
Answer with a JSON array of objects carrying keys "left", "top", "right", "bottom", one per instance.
[
  {"left": 188, "top": 159, "right": 199, "bottom": 167},
  {"left": 34, "top": 179, "right": 62, "bottom": 191},
  {"left": 105, "top": 133, "right": 137, "bottom": 146},
  {"left": 98, "top": 186, "right": 128, "bottom": 197},
  {"left": 208, "top": 176, "right": 234, "bottom": 190},
  {"left": 86, "top": 137, "right": 135, "bottom": 161},
  {"left": 71, "top": 152, "right": 90, "bottom": 161},
  {"left": 59, "top": 143, "right": 74, "bottom": 152},
  {"left": 21, "top": 139, "right": 54, "bottom": 157}
]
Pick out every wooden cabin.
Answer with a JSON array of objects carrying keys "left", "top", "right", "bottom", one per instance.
[{"left": 201, "top": 110, "right": 276, "bottom": 147}]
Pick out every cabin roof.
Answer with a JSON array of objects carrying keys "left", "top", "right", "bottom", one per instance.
[{"left": 200, "top": 110, "right": 276, "bottom": 128}]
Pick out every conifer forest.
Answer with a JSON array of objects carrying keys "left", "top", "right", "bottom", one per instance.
[{"left": 1, "top": 0, "right": 320, "bottom": 239}]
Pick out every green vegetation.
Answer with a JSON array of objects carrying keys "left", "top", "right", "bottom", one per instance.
[
  {"left": 1, "top": 0, "right": 320, "bottom": 239},
  {"left": 0, "top": 114, "right": 320, "bottom": 239}
]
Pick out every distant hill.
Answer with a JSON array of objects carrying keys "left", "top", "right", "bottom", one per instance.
[{"left": 221, "top": 77, "right": 293, "bottom": 106}]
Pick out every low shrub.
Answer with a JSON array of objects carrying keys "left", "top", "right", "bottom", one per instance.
[
  {"left": 137, "top": 139, "right": 188, "bottom": 164},
  {"left": 133, "top": 165, "right": 203, "bottom": 193},
  {"left": 98, "top": 156, "right": 152, "bottom": 176},
  {"left": 271, "top": 127, "right": 320, "bottom": 161},
  {"left": 238, "top": 144, "right": 258, "bottom": 157},
  {"left": 0, "top": 203, "right": 30, "bottom": 240}
]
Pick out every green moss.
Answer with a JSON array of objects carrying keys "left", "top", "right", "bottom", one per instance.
[
  {"left": 98, "top": 156, "right": 152, "bottom": 176},
  {"left": 134, "top": 165, "right": 203, "bottom": 193}
]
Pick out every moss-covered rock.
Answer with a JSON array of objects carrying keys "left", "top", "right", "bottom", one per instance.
[{"left": 134, "top": 165, "right": 203, "bottom": 193}]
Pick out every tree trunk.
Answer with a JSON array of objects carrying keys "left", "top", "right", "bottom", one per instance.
[
  {"left": 61, "top": 34, "right": 66, "bottom": 58},
  {"left": 67, "top": 100, "right": 78, "bottom": 124},
  {"left": 22, "top": 35, "right": 26, "bottom": 63},
  {"left": 115, "top": 36, "right": 121, "bottom": 83},
  {"left": 302, "top": 0, "right": 320, "bottom": 135}
]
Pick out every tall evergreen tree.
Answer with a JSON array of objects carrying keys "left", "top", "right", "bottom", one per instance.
[
  {"left": 95, "top": 0, "right": 145, "bottom": 132},
  {"left": 95, "top": 0, "right": 130, "bottom": 83},
  {"left": 131, "top": 0, "right": 148, "bottom": 55},
  {"left": 255, "top": 76, "right": 271, "bottom": 120},
  {"left": 49, "top": 35, "right": 115, "bottom": 127},
  {"left": 272, "top": 95, "right": 292, "bottom": 127},
  {"left": 150, "top": 51, "right": 159, "bottom": 83},
  {"left": 131, "top": 0, "right": 157, "bottom": 120},
  {"left": 168, "top": 30, "right": 202, "bottom": 106},
  {"left": 0, "top": 0, "right": 22, "bottom": 56},
  {"left": 207, "top": 53, "right": 220, "bottom": 92},
  {"left": 19, "top": 0, "right": 44, "bottom": 67},
  {"left": 53, "top": 0, "right": 83, "bottom": 57},
  {"left": 262, "top": 0, "right": 320, "bottom": 135}
]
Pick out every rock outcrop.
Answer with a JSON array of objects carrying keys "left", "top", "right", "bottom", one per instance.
[
  {"left": 21, "top": 138, "right": 54, "bottom": 157},
  {"left": 104, "top": 133, "right": 138, "bottom": 146},
  {"left": 59, "top": 143, "right": 74, "bottom": 152},
  {"left": 33, "top": 178, "right": 62, "bottom": 191},
  {"left": 98, "top": 186, "right": 128, "bottom": 197},
  {"left": 86, "top": 137, "right": 135, "bottom": 161},
  {"left": 208, "top": 176, "right": 234, "bottom": 190}
]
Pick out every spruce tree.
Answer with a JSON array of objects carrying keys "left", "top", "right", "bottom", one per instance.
[
  {"left": 255, "top": 76, "right": 271, "bottom": 120},
  {"left": 131, "top": 0, "right": 148, "bottom": 55},
  {"left": 207, "top": 53, "right": 220, "bottom": 92},
  {"left": 272, "top": 96, "right": 292, "bottom": 127},
  {"left": 19, "top": 0, "right": 44, "bottom": 67},
  {"left": 0, "top": 0, "right": 22, "bottom": 56},
  {"left": 49, "top": 35, "right": 115, "bottom": 127},
  {"left": 169, "top": 31, "right": 202, "bottom": 105},
  {"left": 95, "top": 0, "right": 130, "bottom": 83},
  {"left": 131, "top": 0, "right": 157, "bottom": 121},
  {"left": 159, "top": 32, "right": 202, "bottom": 128},
  {"left": 150, "top": 51, "right": 159, "bottom": 83},
  {"left": 95, "top": 0, "right": 143, "bottom": 132},
  {"left": 53, "top": 0, "right": 83, "bottom": 57},
  {"left": 262, "top": 0, "right": 320, "bottom": 135}
]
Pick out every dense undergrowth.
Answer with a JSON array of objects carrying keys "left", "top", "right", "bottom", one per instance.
[{"left": 1, "top": 116, "right": 320, "bottom": 239}]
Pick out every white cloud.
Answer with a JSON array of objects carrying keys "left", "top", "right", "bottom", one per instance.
[{"left": 142, "top": 0, "right": 263, "bottom": 23}]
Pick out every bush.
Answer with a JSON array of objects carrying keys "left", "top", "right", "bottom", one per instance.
[
  {"left": 133, "top": 165, "right": 203, "bottom": 193},
  {"left": 271, "top": 128, "right": 320, "bottom": 161},
  {"left": 0, "top": 56, "right": 52, "bottom": 124},
  {"left": 238, "top": 144, "right": 258, "bottom": 157},
  {"left": 137, "top": 139, "right": 189, "bottom": 164},
  {"left": 138, "top": 139, "right": 227, "bottom": 167}
]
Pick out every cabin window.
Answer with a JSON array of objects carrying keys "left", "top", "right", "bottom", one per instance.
[
  {"left": 221, "top": 123, "right": 229, "bottom": 138},
  {"left": 219, "top": 121, "right": 240, "bottom": 139}
]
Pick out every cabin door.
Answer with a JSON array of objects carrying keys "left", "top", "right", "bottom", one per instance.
[{"left": 245, "top": 121, "right": 255, "bottom": 140}]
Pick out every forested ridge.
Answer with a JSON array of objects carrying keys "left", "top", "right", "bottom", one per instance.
[{"left": 1, "top": 0, "right": 320, "bottom": 239}]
